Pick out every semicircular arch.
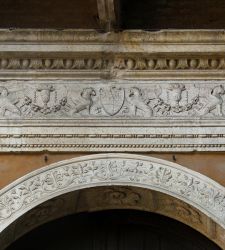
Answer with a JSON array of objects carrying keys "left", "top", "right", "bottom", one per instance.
[{"left": 0, "top": 153, "right": 225, "bottom": 247}]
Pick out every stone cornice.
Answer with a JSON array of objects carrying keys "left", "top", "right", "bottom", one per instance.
[
  {"left": 0, "top": 29, "right": 224, "bottom": 80},
  {"left": 1, "top": 29, "right": 225, "bottom": 44}
]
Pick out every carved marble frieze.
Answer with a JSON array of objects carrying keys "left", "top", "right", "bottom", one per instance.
[
  {"left": 0, "top": 80, "right": 225, "bottom": 120},
  {"left": 0, "top": 154, "right": 225, "bottom": 233},
  {"left": 0, "top": 80, "right": 224, "bottom": 151},
  {"left": 0, "top": 30, "right": 224, "bottom": 151}
]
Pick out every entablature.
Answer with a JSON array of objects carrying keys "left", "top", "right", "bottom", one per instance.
[{"left": 0, "top": 29, "right": 225, "bottom": 152}]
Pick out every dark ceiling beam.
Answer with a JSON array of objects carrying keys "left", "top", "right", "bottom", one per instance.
[{"left": 97, "top": 0, "right": 120, "bottom": 31}]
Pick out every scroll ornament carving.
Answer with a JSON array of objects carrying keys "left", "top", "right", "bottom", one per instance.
[
  {"left": 100, "top": 187, "right": 141, "bottom": 206},
  {"left": 1, "top": 81, "right": 225, "bottom": 119},
  {"left": 0, "top": 155, "right": 225, "bottom": 231},
  {"left": 17, "top": 198, "right": 65, "bottom": 229},
  {"left": 163, "top": 199, "right": 203, "bottom": 225}
]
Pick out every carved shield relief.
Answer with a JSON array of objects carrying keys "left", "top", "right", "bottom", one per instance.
[{"left": 100, "top": 87, "right": 125, "bottom": 116}]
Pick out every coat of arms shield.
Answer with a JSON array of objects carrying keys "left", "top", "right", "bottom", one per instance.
[{"left": 100, "top": 87, "right": 125, "bottom": 116}]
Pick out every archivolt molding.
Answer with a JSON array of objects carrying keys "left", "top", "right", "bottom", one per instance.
[{"left": 0, "top": 153, "right": 225, "bottom": 233}]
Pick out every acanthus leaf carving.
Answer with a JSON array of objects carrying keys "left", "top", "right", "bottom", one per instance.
[{"left": 0, "top": 154, "right": 225, "bottom": 232}]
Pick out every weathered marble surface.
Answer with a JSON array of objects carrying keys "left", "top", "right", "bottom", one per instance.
[
  {"left": 0, "top": 80, "right": 224, "bottom": 151},
  {"left": 0, "top": 154, "right": 225, "bottom": 237},
  {"left": 0, "top": 30, "right": 224, "bottom": 151},
  {"left": 0, "top": 80, "right": 224, "bottom": 119}
]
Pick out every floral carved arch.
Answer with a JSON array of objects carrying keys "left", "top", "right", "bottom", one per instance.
[{"left": 0, "top": 153, "right": 225, "bottom": 239}]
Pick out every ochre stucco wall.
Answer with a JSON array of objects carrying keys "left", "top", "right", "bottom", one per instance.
[{"left": 0, "top": 152, "right": 225, "bottom": 189}]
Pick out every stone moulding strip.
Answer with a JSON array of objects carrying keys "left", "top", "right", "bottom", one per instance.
[
  {"left": 1, "top": 29, "right": 225, "bottom": 43},
  {"left": 0, "top": 153, "right": 225, "bottom": 233},
  {"left": 1, "top": 136, "right": 225, "bottom": 151},
  {"left": 0, "top": 57, "right": 224, "bottom": 71},
  {"left": 1, "top": 134, "right": 225, "bottom": 139},
  {"left": 0, "top": 143, "right": 225, "bottom": 151}
]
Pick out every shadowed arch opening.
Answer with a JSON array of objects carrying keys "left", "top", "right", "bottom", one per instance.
[
  {"left": 6, "top": 210, "right": 221, "bottom": 250},
  {"left": 0, "top": 153, "right": 225, "bottom": 249}
]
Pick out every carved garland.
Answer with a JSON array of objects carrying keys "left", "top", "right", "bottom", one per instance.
[
  {"left": 0, "top": 80, "right": 224, "bottom": 151},
  {"left": 0, "top": 154, "right": 225, "bottom": 232},
  {"left": 0, "top": 80, "right": 224, "bottom": 119}
]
